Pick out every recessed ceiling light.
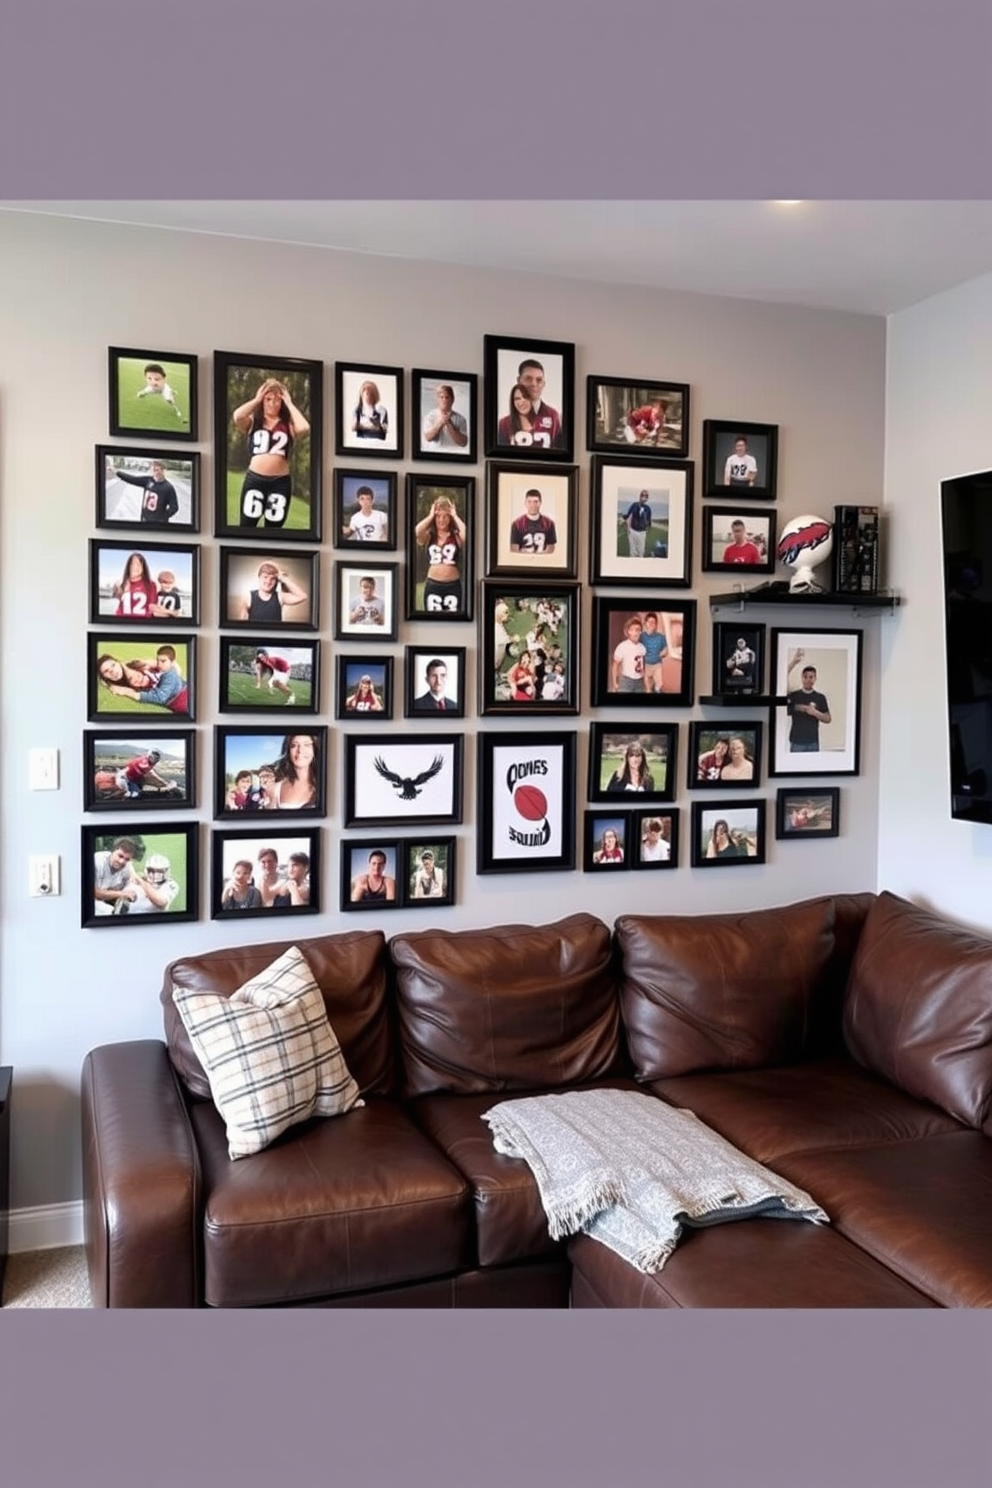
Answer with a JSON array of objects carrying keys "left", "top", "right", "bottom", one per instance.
[{"left": 773, "top": 200, "right": 804, "bottom": 206}]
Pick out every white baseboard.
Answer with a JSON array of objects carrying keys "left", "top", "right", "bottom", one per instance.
[{"left": 9, "top": 1201, "right": 85, "bottom": 1253}]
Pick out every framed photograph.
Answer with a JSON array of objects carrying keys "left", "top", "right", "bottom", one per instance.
[
  {"left": 88, "top": 635, "right": 195, "bottom": 722},
  {"left": 405, "top": 646, "right": 466, "bottom": 719},
  {"left": 213, "top": 725, "right": 327, "bottom": 819},
  {"left": 688, "top": 721, "right": 763, "bottom": 789},
  {"left": 406, "top": 474, "right": 475, "bottom": 621},
  {"left": 770, "top": 629, "right": 863, "bottom": 776},
  {"left": 219, "top": 639, "right": 320, "bottom": 715},
  {"left": 477, "top": 731, "right": 577, "bottom": 875},
  {"left": 84, "top": 729, "right": 195, "bottom": 811},
  {"left": 710, "top": 622, "right": 765, "bottom": 697},
  {"left": 702, "top": 506, "right": 776, "bottom": 575},
  {"left": 486, "top": 462, "right": 578, "bottom": 579},
  {"left": 483, "top": 333, "right": 575, "bottom": 461},
  {"left": 334, "top": 469, "right": 397, "bottom": 549},
  {"left": 213, "top": 351, "right": 322, "bottom": 540},
  {"left": 219, "top": 547, "right": 319, "bottom": 632},
  {"left": 412, "top": 369, "right": 477, "bottom": 464},
  {"left": 590, "top": 597, "right": 696, "bottom": 709},
  {"left": 776, "top": 787, "right": 840, "bottom": 840},
  {"left": 82, "top": 822, "right": 198, "bottom": 927},
  {"left": 590, "top": 456, "right": 693, "bottom": 587},
  {"left": 401, "top": 836, "right": 456, "bottom": 907},
  {"left": 335, "top": 561, "right": 399, "bottom": 641},
  {"left": 344, "top": 733, "right": 463, "bottom": 828},
  {"left": 583, "top": 811, "right": 632, "bottom": 872},
  {"left": 336, "top": 656, "right": 393, "bottom": 720},
  {"left": 89, "top": 539, "right": 199, "bottom": 627},
  {"left": 335, "top": 362, "right": 403, "bottom": 459},
  {"left": 702, "top": 419, "right": 778, "bottom": 500},
  {"left": 96, "top": 446, "right": 199, "bottom": 532},
  {"left": 586, "top": 375, "right": 690, "bottom": 459},
  {"left": 691, "top": 800, "right": 767, "bottom": 867},
  {"left": 479, "top": 580, "right": 579, "bottom": 715},
  {"left": 211, "top": 827, "right": 319, "bottom": 918},
  {"left": 341, "top": 838, "right": 403, "bottom": 911},
  {"left": 108, "top": 347, "right": 197, "bottom": 441},
  {"left": 587, "top": 723, "right": 678, "bottom": 803},
  {"left": 631, "top": 808, "right": 680, "bottom": 870}
]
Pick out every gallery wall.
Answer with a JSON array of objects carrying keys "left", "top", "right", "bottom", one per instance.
[{"left": 0, "top": 209, "right": 887, "bottom": 1214}]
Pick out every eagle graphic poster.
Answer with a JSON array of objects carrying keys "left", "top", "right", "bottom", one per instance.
[{"left": 346, "top": 734, "right": 463, "bottom": 826}]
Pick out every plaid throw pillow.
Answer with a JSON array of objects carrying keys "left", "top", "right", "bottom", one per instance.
[{"left": 171, "top": 944, "right": 363, "bottom": 1160}]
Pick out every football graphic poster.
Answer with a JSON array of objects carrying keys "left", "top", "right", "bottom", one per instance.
[{"left": 479, "top": 732, "right": 576, "bottom": 873}]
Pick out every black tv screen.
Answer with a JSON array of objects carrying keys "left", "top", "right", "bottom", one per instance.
[{"left": 941, "top": 469, "right": 992, "bottom": 823}]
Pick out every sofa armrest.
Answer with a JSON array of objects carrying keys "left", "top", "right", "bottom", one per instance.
[{"left": 82, "top": 1040, "right": 202, "bottom": 1307}]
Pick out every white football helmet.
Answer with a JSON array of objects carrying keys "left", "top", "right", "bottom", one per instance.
[{"left": 145, "top": 853, "right": 170, "bottom": 884}]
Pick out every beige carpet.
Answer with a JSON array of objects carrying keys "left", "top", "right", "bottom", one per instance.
[{"left": 2, "top": 1246, "right": 92, "bottom": 1308}]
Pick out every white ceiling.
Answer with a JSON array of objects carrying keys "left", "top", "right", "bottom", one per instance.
[{"left": 6, "top": 200, "right": 992, "bottom": 317}]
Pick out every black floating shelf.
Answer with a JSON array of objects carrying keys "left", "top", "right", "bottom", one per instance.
[
  {"left": 709, "top": 584, "right": 900, "bottom": 612},
  {"left": 698, "top": 694, "right": 781, "bottom": 708}
]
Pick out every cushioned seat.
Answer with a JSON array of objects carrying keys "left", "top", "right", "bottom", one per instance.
[
  {"left": 192, "top": 1097, "right": 471, "bottom": 1307},
  {"left": 648, "top": 1056, "right": 963, "bottom": 1166},
  {"left": 568, "top": 1223, "right": 937, "bottom": 1308}
]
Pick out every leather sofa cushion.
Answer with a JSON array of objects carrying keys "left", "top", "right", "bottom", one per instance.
[
  {"left": 192, "top": 1096, "right": 471, "bottom": 1307},
  {"left": 617, "top": 896, "right": 852, "bottom": 1080},
  {"left": 163, "top": 930, "right": 394, "bottom": 1101},
  {"left": 648, "top": 1056, "right": 962, "bottom": 1165},
  {"left": 391, "top": 913, "right": 622, "bottom": 1097},
  {"left": 773, "top": 1132, "right": 992, "bottom": 1308},
  {"left": 568, "top": 1223, "right": 936, "bottom": 1308},
  {"left": 843, "top": 891, "right": 992, "bottom": 1129}
]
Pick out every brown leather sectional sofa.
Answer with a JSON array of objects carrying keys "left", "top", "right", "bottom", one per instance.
[{"left": 80, "top": 890, "right": 992, "bottom": 1308}]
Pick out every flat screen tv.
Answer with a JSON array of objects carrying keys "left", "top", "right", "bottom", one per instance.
[{"left": 941, "top": 468, "right": 992, "bottom": 823}]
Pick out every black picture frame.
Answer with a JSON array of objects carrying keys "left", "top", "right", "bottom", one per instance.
[
  {"left": 590, "top": 596, "right": 696, "bottom": 709},
  {"left": 691, "top": 800, "right": 767, "bottom": 867},
  {"left": 587, "top": 723, "right": 678, "bottom": 803},
  {"left": 83, "top": 729, "right": 195, "bottom": 812},
  {"left": 211, "top": 826, "right": 320, "bottom": 919},
  {"left": 630, "top": 808, "right": 680, "bottom": 870},
  {"left": 585, "top": 375, "right": 690, "bottom": 460},
  {"left": 88, "top": 634, "right": 196, "bottom": 722},
  {"left": 219, "top": 546, "right": 320, "bottom": 632},
  {"left": 477, "top": 731, "right": 577, "bottom": 875},
  {"left": 702, "top": 506, "right": 776, "bottom": 574},
  {"left": 340, "top": 838, "right": 403, "bottom": 912},
  {"left": 218, "top": 638, "right": 321, "bottom": 715},
  {"left": 710, "top": 622, "right": 766, "bottom": 698},
  {"left": 483, "top": 333, "right": 575, "bottom": 461},
  {"left": 688, "top": 721, "right": 764, "bottom": 790},
  {"left": 404, "top": 646, "right": 467, "bottom": 719},
  {"left": 486, "top": 461, "right": 578, "bottom": 580},
  {"left": 89, "top": 538, "right": 200, "bottom": 627},
  {"left": 479, "top": 580, "right": 580, "bottom": 716},
  {"left": 108, "top": 346, "right": 198, "bottom": 441},
  {"left": 213, "top": 725, "right": 327, "bottom": 820},
  {"left": 344, "top": 733, "right": 464, "bottom": 828},
  {"left": 405, "top": 474, "right": 475, "bottom": 621},
  {"left": 96, "top": 445, "right": 200, "bottom": 533},
  {"left": 776, "top": 787, "right": 841, "bottom": 840},
  {"left": 400, "top": 836, "right": 457, "bottom": 908},
  {"left": 334, "top": 560, "right": 399, "bottom": 641},
  {"left": 334, "top": 468, "right": 397, "bottom": 550},
  {"left": 82, "top": 821, "right": 199, "bottom": 926},
  {"left": 583, "top": 810, "right": 632, "bottom": 872},
  {"left": 702, "top": 419, "right": 779, "bottom": 500},
  {"left": 335, "top": 362, "right": 404, "bottom": 459},
  {"left": 589, "top": 455, "right": 693, "bottom": 588},
  {"left": 411, "top": 368, "right": 478, "bottom": 464},
  {"left": 769, "top": 628, "right": 863, "bottom": 777},
  {"left": 213, "top": 351, "right": 322, "bottom": 541},
  {"left": 336, "top": 655, "right": 393, "bottom": 720}
]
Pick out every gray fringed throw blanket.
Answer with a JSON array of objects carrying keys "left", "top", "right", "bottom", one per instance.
[{"left": 481, "top": 1089, "right": 828, "bottom": 1274}]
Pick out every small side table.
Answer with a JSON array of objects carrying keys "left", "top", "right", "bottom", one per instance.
[{"left": 0, "top": 1067, "right": 11, "bottom": 1293}]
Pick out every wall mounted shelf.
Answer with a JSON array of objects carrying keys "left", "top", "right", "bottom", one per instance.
[{"left": 709, "top": 584, "right": 900, "bottom": 615}]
